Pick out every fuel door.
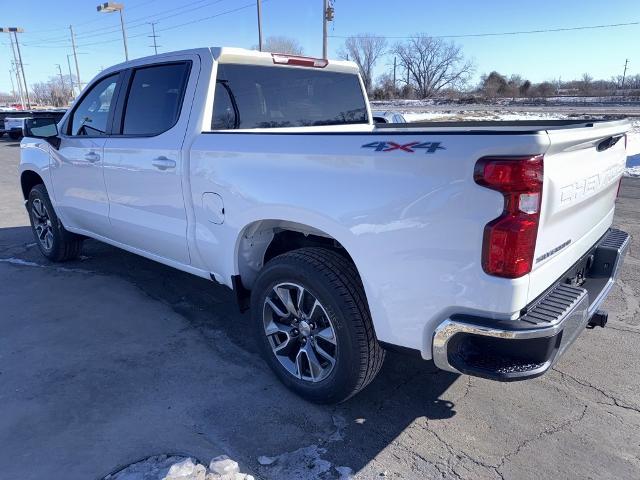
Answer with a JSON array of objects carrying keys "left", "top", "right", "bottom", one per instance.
[{"left": 202, "top": 192, "right": 225, "bottom": 224}]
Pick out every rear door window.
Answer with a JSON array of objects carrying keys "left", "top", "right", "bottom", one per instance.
[
  {"left": 121, "top": 62, "right": 190, "bottom": 136},
  {"left": 212, "top": 64, "right": 367, "bottom": 129}
]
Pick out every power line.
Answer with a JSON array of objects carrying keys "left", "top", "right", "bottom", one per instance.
[
  {"left": 328, "top": 20, "right": 639, "bottom": 40},
  {"left": 25, "top": 0, "right": 228, "bottom": 45},
  {"left": 65, "top": 1, "right": 261, "bottom": 49},
  {"left": 23, "top": 0, "right": 161, "bottom": 36}
]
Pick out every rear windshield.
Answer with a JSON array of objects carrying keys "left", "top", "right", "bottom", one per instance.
[{"left": 211, "top": 63, "right": 368, "bottom": 130}]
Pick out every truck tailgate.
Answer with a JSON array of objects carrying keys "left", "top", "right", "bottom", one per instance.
[{"left": 528, "top": 121, "right": 629, "bottom": 302}]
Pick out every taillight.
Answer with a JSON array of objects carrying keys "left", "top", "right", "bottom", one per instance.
[
  {"left": 272, "top": 53, "right": 328, "bottom": 68},
  {"left": 474, "top": 155, "right": 544, "bottom": 278}
]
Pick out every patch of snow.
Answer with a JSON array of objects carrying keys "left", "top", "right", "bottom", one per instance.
[
  {"left": 0, "top": 257, "right": 43, "bottom": 267},
  {"left": 335, "top": 465, "right": 354, "bottom": 479},
  {"left": 403, "top": 110, "right": 569, "bottom": 123},
  {"left": 0, "top": 256, "right": 92, "bottom": 274},
  {"left": 625, "top": 121, "right": 640, "bottom": 177},
  {"left": 257, "top": 445, "right": 333, "bottom": 479},
  {"left": 208, "top": 456, "right": 239, "bottom": 476},
  {"left": 103, "top": 455, "right": 254, "bottom": 480},
  {"left": 328, "top": 414, "right": 347, "bottom": 442},
  {"left": 165, "top": 458, "right": 206, "bottom": 480},
  {"left": 256, "top": 415, "right": 354, "bottom": 478}
]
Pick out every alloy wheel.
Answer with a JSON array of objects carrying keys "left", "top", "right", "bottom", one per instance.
[
  {"left": 262, "top": 282, "right": 338, "bottom": 382},
  {"left": 31, "top": 198, "right": 54, "bottom": 251}
]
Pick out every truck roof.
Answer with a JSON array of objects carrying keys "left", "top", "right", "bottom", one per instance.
[{"left": 100, "top": 47, "right": 360, "bottom": 77}]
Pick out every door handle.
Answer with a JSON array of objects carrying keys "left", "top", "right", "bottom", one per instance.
[
  {"left": 152, "top": 157, "right": 176, "bottom": 170},
  {"left": 84, "top": 152, "right": 100, "bottom": 163}
]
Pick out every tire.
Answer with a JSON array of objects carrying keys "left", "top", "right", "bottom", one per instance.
[
  {"left": 9, "top": 131, "right": 21, "bottom": 140},
  {"left": 251, "top": 247, "right": 385, "bottom": 403},
  {"left": 27, "top": 184, "right": 83, "bottom": 262}
]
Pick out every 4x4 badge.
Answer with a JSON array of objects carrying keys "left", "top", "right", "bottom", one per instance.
[{"left": 361, "top": 141, "right": 445, "bottom": 153}]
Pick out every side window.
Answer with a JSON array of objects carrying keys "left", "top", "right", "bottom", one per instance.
[
  {"left": 121, "top": 62, "right": 190, "bottom": 136},
  {"left": 69, "top": 74, "right": 118, "bottom": 136},
  {"left": 212, "top": 82, "right": 237, "bottom": 129}
]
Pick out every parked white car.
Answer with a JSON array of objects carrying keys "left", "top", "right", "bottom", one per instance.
[
  {"left": 4, "top": 116, "right": 28, "bottom": 139},
  {"left": 19, "top": 48, "right": 630, "bottom": 402}
]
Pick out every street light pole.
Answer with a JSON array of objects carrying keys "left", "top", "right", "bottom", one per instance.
[{"left": 97, "top": 3, "right": 128, "bottom": 61}]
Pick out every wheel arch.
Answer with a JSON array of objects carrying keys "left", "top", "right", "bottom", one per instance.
[
  {"left": 20, "top": 170, "right": 45, "bottom": 200},
  {"left": 234, "top": 219, "right": 360, "bottom": 291}
]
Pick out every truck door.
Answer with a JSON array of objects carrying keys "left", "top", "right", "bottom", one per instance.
[
  {"left": 50, "top": 73, "right": 121, "bottom": 237},
  {"left": 102, "top": 57, "right": 198, "bottom": 265}
]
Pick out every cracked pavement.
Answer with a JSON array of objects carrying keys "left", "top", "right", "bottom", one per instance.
[{"left": 1, "top": 139, "right": 639, "bottom": 479}]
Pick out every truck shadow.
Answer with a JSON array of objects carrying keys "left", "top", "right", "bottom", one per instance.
[{"left": 0, "top": 225, "right": 459, "bottom": 477}]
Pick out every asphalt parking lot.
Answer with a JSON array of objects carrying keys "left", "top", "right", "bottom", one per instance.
[{"left": 1, "top": 138, "right": 639, "bottom": 480}]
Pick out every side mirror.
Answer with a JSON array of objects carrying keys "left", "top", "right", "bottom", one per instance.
[{"left": 24, "top": 117, "right": 61, "bottom": 149}]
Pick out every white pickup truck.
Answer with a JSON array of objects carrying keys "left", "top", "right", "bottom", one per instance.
[{"left": 19, "top": 47, "right": 630, "bottom": 403}]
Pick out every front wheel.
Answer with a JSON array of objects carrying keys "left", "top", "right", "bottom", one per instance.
[
  {"left": 27, "top": 184, "right": 83, "bottom": 262},
  {"left": 251, "top": 247, "right": 385, "bottom": 403}
]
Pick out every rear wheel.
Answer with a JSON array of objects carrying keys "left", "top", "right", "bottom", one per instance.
[
  {"left": 27, "top": 184, "right": 83, "bottom": 262},
  {"left": 251, "top": 247, "right": 385, "bottom": 403},
  {"left": 9, "top": 131, "right": 21, "bottom": 140}
]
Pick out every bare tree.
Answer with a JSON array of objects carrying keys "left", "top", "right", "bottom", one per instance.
[
  {"left": 30, "top": 75, "right": 74, "bottom": 107},
  {"left": 391, "top": 35, "right": 474, "bottom": 98},
  {"left": 338, "top": 34, "right": 387, "bottom": 93},
  {"left": 257, "top": 36, "right": 304, "bottom": 55},
  {"left": 579, "top": 73, "right": 593, "bottom": 95}
]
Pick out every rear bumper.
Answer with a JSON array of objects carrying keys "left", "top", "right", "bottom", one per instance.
[{"left": 432, "top": 228, "right": 630, "bottom": 381}]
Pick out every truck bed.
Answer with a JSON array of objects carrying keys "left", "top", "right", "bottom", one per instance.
[{"left": 377, "top": 118, "right": 629, "bottom": 132}]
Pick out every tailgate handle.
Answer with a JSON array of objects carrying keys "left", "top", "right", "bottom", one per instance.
[{"left": 597, "top": 135, "right": 623, "bottom": 152}]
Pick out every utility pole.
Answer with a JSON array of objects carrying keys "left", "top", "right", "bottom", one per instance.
[
  {"left": 148, "top": 22, "right": 159, "bottom": 54},
  {"left": 10, "top": 62, "right": 25, "bottom": 109},
  {"left": 256, "top": 0, "right": 263, "bottom": 51},
  {"left": 12, "top": 31, "right": 30, "bottom": 109},
  {"left": 56, "top": 63, "right": 64, "bottom": 86},
  {"left": 69, "top": 25, "right": 82, "bottom": 93},
  {"left": 393, "top": 56, "right": 397, "bottom": 87},
  {"left": 6, "top": 33, "right": 24, "bottom": 109},
  {"left": 66, "top": 54, "right": 75, "bottom": 96},
  {"left": 8, "top": 69, "right": 16, "bottom": 103},
  {"left": 621, "top": 59, "right": 629, "bottom": 89},
  {"left": 56, "top": 63, "right": 68, "bottom": 102},
  {"left": 322, "top": 0, "right": 329, "bottom": 59}
]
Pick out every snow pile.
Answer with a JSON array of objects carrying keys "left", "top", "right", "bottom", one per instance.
[
  {"left": 403, "top": 109, "right": 569, "bottom": 123},
  {"left": 256, "top": 445, "right": 353, "bottom": 480},
  {"left": 105, "top": 455, "right": 254, "bottom": 480},
  {"left": 625, "top": 121, "right": 640, "bottom": 177}
]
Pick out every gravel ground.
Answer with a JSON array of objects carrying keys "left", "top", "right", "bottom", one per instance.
[{"left": 0, "top": 138, "right": 639, "bottom": 480}]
